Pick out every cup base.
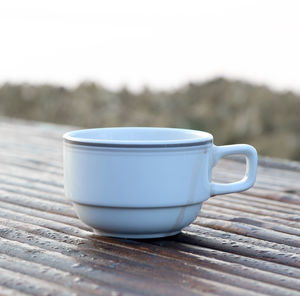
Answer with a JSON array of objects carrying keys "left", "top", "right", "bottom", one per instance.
[
  {"left": 73, "top": 202, "right": 202, "bottom": 239},
  {"left": 93, "top": 229, "right": 181, "bottom": 239}
]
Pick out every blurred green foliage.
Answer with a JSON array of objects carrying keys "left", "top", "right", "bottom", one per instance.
[{"left": 0, "top": 77, "right": 299, "bottom": 160}]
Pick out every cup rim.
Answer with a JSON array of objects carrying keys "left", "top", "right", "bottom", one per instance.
[{"left": 63, "top": 127, "right": 213, "bottom": 148}]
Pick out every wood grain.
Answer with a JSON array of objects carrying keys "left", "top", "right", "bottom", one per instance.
[{"left": 0, "top": 117, "right": 299, "bottom": 296}]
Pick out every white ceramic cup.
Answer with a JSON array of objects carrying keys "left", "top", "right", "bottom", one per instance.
[{"left": 63, "top": 127, "right": 257, "bottom": 239}]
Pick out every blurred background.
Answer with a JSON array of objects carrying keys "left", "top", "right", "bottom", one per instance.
[{"left": 0, "top": 0, "right": 299, "bottom": 160}]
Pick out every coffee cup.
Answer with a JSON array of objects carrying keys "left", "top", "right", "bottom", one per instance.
[{"left": 63, "top": 127, "right": 257, "bottom": 238}]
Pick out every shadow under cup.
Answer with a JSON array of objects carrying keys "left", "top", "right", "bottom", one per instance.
[{"left": 63, "top": 127, "right": 257, "bottom": 238}]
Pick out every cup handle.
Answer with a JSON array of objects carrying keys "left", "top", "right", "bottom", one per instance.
[{"left": 210, "top": 144, "right": 257, "bottom": 196}]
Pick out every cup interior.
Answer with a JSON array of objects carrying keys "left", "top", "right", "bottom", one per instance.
[{"left": 64, "top": 127, "right": 213, "bottom": 145}]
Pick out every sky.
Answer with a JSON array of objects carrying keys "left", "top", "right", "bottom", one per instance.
[{"left": 0, "top": 0, "right": 299, "bottom": 92}]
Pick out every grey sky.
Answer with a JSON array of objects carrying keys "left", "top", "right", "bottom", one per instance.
[{"left": 0, "top": 0, "right": 299, "bottom": 92}]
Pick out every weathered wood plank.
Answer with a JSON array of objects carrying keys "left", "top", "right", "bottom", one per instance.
[
  {"left": 0, "top": 219, "right": 298, "bottom": 296},
  {"left": 0, "top": 117, "right": 300, "bottom": 295}
]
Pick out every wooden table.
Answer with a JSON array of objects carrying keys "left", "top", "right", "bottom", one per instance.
[{"left": 0, "top": 117, "right": 300, "bottom": 296}]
